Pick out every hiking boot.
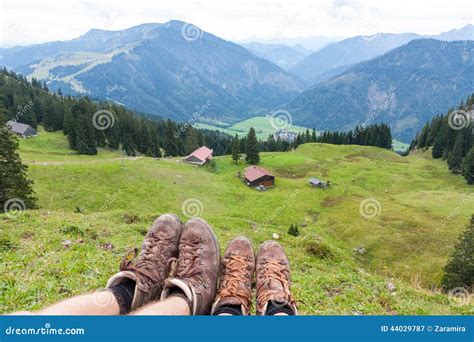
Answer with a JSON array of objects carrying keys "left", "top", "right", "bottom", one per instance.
[
  {"left": 256, "top": 241, "right": 297, "bottom": 315},
  {"left": 161, "top": 218, "right": 220, "bottom": 315},
  {"left": 106, "top": 213, "right": 182, "bottom": 311},
  {"left": 211, "top": 237, "right": 255, "bottom": 315}
]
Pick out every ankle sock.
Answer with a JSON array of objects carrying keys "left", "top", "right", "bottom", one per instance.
[
  {"left": 108, "top": 279, "right": 135, "bottom": 314},
  {"left": 212, "top": 304, "right": 243, "bottom": 316},
  {"left": 265, "top": 302, "right": 295, "bottom": 316}
]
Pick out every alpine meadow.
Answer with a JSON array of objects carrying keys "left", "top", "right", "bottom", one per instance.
[{"left": 1, "top": 0, "right": 473, "bottom": 323}]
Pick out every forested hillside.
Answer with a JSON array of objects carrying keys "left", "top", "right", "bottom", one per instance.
[
  {"left": 0, "top": 68, "right": 233, "bottom": 157},
  {"left": 410, "top": 94, "right": 474, "bottom": 184}
]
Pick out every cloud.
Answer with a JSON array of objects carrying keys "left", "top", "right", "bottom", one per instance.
[{"left": 0, "top": 0, "right": 472, "bottom": 47}]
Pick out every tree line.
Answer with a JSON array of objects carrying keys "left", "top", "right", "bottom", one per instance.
[
  {"left": 230, "top": 124, "right": 393, "bottom": 165},
  {"left": 409, "top": 94, "right": 474, "bottom": 184}
]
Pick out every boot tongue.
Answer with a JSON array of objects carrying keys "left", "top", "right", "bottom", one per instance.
[{"left": 269, "top": 278, "right": 284, "bottom": 291}]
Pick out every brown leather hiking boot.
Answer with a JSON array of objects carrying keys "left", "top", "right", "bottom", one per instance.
[
  {"left": 211, "top": 236, "right": 255, "bottom": 315},
  {"left": 161, "top": 218, "right": 220, "bottom": 315},
  {"left": 256, "top": 241, "right": 297, "bottom": 315},
  {"left": 106, "top": 214, "right": 182, "bottom": 311}
]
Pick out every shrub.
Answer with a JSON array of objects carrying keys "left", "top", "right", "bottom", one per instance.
[
  {"left": 122, "top": 213, "right": 140, "bottom": 224},
  {"left": 61, "top": 225, "right": 84, "bottom": 236},
  {"left": 304, "top": 237, "right": 334, "bottom": 259},
  {"left": 288, "top": 224, "right": 299, "bottom": 237}
]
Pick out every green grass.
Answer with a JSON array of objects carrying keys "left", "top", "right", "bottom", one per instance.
[
  {"left": 0, "top": 131, "right": 472, "bottom": 314},
  {"left": 196, "top": 116, "right": 410, "bottom": 152},
  {"left": 195, "top": 116, "right": 310, "bottom": 140}
]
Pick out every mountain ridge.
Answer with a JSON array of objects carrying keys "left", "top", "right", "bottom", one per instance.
[
  {"left": 287, "top": 39, "right": 474, "bottom": 142},
  {"left": 1, "top": 21, "right": 305, "bottom": 124},
  {"left": 290, "top": 25, "right": 473, "bottom": 85}
]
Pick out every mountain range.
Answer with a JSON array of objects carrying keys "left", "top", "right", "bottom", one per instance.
[
  {"left": 289, "top": 24, "right": 473, "bottom": 85},
  {"left": 0, "top": 21, "right": 472, "bottom": 142},
  {"left": 287, "top": 39, "right": 474, "bottom": 141},
  {"left": 0, "top": 21, "right": 305, "bottom": 124}
]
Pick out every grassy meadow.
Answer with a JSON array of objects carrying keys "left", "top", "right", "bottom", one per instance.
[{"left": 0, "top": 128, "right": 472, "bottom": 314}]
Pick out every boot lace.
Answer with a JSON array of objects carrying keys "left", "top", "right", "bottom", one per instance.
[
  {"left": 171, "top": 237, "right": 206, "bottom": 289},
  {"left": 218, "top": 254, "right": 252, "bottom": 309},
  {"left": 257, "top": 258, "right": 293, "bottom": 309},
  {"left": 120, "top": 232, "right": 174, "bottom": 290}
]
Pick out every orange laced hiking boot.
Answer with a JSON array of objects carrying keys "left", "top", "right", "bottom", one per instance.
[
  {"left": 256, "top": 241, "right": 297, "bottom": 315},
  {"left": 211, "top": 237, "right": 255, "bottom": 315},
  {"left": 106, "top": 214, "right": 182, "bottom": 312},
  {"left": 161, "top": 218, "right": 220, "bottom": 315}
]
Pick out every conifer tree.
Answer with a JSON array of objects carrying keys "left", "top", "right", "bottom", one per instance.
[
  {"left": 448, "top": 133, "right": 464, "bottom": 173},
  {"left": 462, "top": 147, "right": 474, "bottom": 184},
  {"left": 442, "top": 215, "right": 474, "bottom": 290},
  {"left": 0, "top": 111, "right": 37, "bottom": 211},
  {"left": 245, "top": 127, "right": 260, "bottom": 164},
  {"left": 231, "top": 134, "right": 241, "bottom": 163}
]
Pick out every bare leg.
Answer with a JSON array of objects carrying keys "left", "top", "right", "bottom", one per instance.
[
  {"left": 130, "top": 296, "right": 190, "bottom": 316},
  {"left": 12, "top": 291, "right": 120, "bottom": 315}
]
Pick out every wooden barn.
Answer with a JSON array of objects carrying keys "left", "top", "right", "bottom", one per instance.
[
  {"left": 184, "top": 146, "right": 213, "bottom": 165},
  {"left": 6, "top": 121, "right": 38, "bottom": 138},
  {"left": 244, "top": 166, "right": 275, "bottom": 188}
]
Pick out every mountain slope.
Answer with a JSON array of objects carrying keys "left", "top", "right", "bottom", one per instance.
[
  {"left": 289, "top": 33, "right": 420, "bottom": 85},
  {"left": 290, "top": 25, "right": 474, "bottom": 85},
  {"left": 287, "top": 39, "right": 474, "bottom": 142},
  {"left": 1, "top": 21, "right": 305, "bottom": 124},
  {"left": 242, "top": 42, "right": 312, "bottom": 69},
  {"left": 1, "top": 130, "right": 472, "bottom": 314}
]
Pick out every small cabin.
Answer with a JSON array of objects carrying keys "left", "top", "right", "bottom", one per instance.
[
  {"left": 6, "top": 121, "right": 38, "bottom": 138},
  {"left": 184, "top": 146, "right": 213, "bottom": 165},
  {"left": 244, "top": 166, "right": 275, "bottom": 188},
  {"left": 309, "top": 177, "right": 327, "bottom": 188}
]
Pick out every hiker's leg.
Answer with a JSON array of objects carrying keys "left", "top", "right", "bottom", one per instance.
[
  {"left": 130, "top": 296, "right": 190, "bottom": 315},
  {"left": 12, "top": 292, "right": 120, "bottom": 315}
]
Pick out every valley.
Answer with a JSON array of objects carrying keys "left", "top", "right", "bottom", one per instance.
[{"left": 1, "top": 128, "right": 472, "bottom": 314}]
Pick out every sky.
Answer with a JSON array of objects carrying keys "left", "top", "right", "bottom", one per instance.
[{"left": 0, "top": 0, "right": 472, "bottom": 47}]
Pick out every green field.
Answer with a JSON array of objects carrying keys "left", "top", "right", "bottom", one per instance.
[
  {"left": 195, "top": 116, "right": 310, "bottom": 139},
  {"left": 0, "top": 129, "right": 472, "bottom": 314},
  {"left": 195, "top": 116, "right": 410, "bottom": 152}
]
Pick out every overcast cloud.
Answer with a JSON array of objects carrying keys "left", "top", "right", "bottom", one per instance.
[{"left": 0, "top": 0, "right": 472, "bottom": 47}]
